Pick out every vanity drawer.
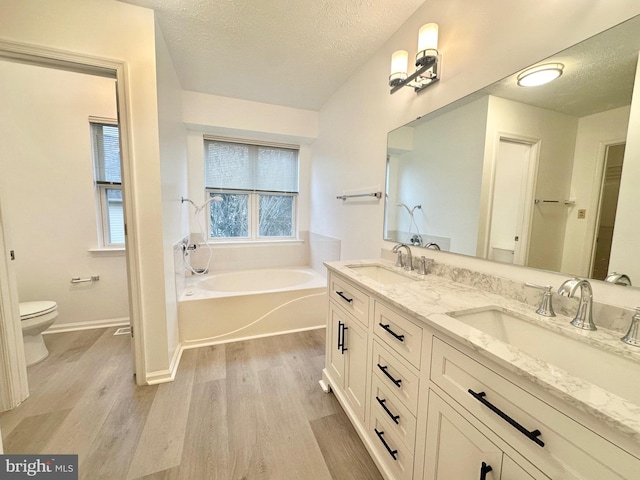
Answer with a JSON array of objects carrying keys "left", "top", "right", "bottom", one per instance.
[
  {"left": 430, "top": 336, "right": 639, "bottom": 480},
  {"left": 371, "top": 373, "right": 417, "bottom": 450},
  {"left": 370, "top": 409, "right": 415, "bottom": 480},
  {"left": 329, "top": 274, "right": 370, "bottom": 327},
  {"left": 374, "top": 301, "right": 423, "bottom": 369},
  {"left": 373, "top": 341, "right": 420, "bottom": 415}
]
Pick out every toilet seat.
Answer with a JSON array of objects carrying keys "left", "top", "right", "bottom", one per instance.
[{"left": 19, "top": 301, "right": 57, "bottom": 320}]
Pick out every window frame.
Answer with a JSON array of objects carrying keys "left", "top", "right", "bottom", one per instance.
[
  {"left": 203, "top": 137, "right": 300, "bottom": 242},
  {"left": 90, "top": 118, "right": 125, "bottom": 249},
  {"left": 205, "top": 188, "right": 298, "bottom": 242}
]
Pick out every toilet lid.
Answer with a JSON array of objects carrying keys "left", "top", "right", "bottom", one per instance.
[{"left": 19, "top": 301, "right": 57, "bottom": 320}]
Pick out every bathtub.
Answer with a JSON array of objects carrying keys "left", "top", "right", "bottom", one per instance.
[{"left": 178, "top": 267, "right": 327, "bottom": 346}]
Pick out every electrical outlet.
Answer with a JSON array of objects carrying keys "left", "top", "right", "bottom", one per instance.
[{"left": 577, "top": 209, "right": 586, "bottom": 219}]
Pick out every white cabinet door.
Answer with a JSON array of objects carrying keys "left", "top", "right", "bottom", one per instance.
[
  {"left": 327, "top": 302, "right": 347, "bottom": 386},
  {"left": 343, "top": 316, "right": 368, "bottom": 422},
  {"left": 424, "top": 390, "right": 502, "bottom": 480},
  {"left": 502, "top": 456, "right": 542, "bottom": 480}
]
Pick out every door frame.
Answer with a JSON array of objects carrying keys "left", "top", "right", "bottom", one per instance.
[
  {"left": 587, "top": 139, "right": 626, "bottom": 278},
  {"left": 481, "top": 132, "right": 540, "bottom": 264},
  {"left": 0, "top": 40, "right": 147, "bottom": 408}
]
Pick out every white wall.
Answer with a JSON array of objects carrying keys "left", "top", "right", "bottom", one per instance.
[
  {"left": 483, "top": 96, "right": 578, "bottom": 272},
  {"left": 610, "top": 55, "right": 640, "bottom": 284},
  {"left": 0, "top": 0, "right": 172, "bottom": 380},
  {"left": 562, "top": 106, "right": 631, "bottom": 277},
  {"left": 155, "top": 23, "right": 188, "bottom": 365},
  {"left": 0, "top": 61, "right": 129, "bottom": 328},
  {"left": 392, "top": 97, "right": 488, "bottom": 255},
  {"left": 182, "top": 91, "right": 319, "bottom": 267},
  {"left": 311, "top": 0, "right": 640, "bottom": 309}
]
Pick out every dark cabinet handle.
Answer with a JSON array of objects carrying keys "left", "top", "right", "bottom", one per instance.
[
  {"left": 468, "top": 389, "right": 544, "bottom": 447},
  {"left": 374, "top": 428, "right": 398, "bottom": 460},
  {"left": 379, "top": 323, "right": 405, "bottom": 342},
  {"left": 337, "top": 321, "right": 348, "bottom": 354},
  {"left": 336, "top": 291, "right": 353, "bottom": 303},
  {"left": 341, "top": 325, "right": 348, "bottom": 353},
  {"left": 376, "top": 396, "right": 400, "bottom": 424},
  {"left": 377, "top": 363, "right": 402, "bottom": 387},
  {"left": 480, "top": 462, "right": 492, "bottom": 480}
]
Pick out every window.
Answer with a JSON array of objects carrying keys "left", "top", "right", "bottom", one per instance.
[
  {"left": 204, "top": 138, "right": 299, "bottom": 240},
  {"left": 90, "top": 120, "right": 124, "bottom": 247}
]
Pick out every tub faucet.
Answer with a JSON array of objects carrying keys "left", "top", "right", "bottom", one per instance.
[
  {"left": 392, "top": 243, "right": 413, "bottom": 271},
  {"left": 558, "top": 278, "right": 597, "bottom": 331}
]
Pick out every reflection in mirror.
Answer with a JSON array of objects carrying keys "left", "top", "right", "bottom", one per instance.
[{"left": 385, "top": 15, "right": 640, "bottom": 288}]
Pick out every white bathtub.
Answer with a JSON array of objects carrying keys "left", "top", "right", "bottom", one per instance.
[{"left": 178, "top": 267, "right": 327, "bottom": 346}]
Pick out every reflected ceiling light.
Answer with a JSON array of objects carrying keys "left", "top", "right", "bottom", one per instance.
[
  {"left": 389, "top": 23, "right": 441, "bottom": 94},
  {"left": 517, "top": 63, "right": 564, "bottom": 87}
]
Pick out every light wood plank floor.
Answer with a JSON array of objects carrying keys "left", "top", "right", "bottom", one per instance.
[{"left": 0, "top": 327, "right": 383, "bottom": 480}]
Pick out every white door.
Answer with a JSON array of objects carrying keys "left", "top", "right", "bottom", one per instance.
[{"left": 488, "top": 139, "right": 536, "bottom": 265}]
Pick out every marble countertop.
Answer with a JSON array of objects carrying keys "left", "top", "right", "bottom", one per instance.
[{"left": 325, "top": 259, "right": 640, "bottom": 443}]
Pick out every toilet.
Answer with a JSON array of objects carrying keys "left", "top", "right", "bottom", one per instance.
[{"left": 19, "top": 301, "right": 58, "bottom": 366}]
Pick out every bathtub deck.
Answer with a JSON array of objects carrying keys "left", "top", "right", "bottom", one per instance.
[{"left": 0, "top": 327, "right": 383, "bottom": 480}]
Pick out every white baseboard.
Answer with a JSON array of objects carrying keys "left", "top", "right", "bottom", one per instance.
[
  {"left": 44, "top": 317, "right": 130, "bottom": 334},
  {"left": 144, "top": 342, "right": 184, "bottom": 385}
]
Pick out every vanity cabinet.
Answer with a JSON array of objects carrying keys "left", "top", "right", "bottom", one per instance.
[
  {"left": 423, "top": 390, "right": 544, "bottom": 480},
  {"left": 327, "top": 284, "right": 369, "bottom": 422},
  {"left": 322, "top": 268, "right": 640, "bottom": 480}
]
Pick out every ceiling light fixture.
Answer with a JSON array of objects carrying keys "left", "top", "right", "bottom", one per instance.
[
  {"left": 517, "top": 63, "right": 564, "bottom": 87},
  {"left": 389, "top": 23, "right": 440, "bottom": 94}
]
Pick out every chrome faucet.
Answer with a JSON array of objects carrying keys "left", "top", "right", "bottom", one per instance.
[
  {"left": 558, "top": 278, "right": 597, "bottom": 330},
  {"left": 604, "top": 272, "right": 632, "bottom": 286},
  {"left": 525, "top": 283, "right": 555, "bottom": 317},
  {"left": 392, "top": 243, "right": 413, "bottom": 271},
  {"left": 621, "top": 307, "right": 640, "bottom": 347}
]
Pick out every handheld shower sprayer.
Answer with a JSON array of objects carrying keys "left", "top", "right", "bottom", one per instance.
[
  {"left": 181, "top": 195, "right": 224, "bottom": 275},
  {"left": 396, "top": 202, "right": 422, "bottom": 245},
  {"left": 396, "top": 202, "right": 421, "bottom": 215}
]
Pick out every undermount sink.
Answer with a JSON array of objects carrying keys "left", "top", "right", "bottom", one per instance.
[
  {"left": 449, "top": 307, "right": 640, "bottom": 405},
  {"left": 347, "top": 265, "right": 417, "bottom": 285}
]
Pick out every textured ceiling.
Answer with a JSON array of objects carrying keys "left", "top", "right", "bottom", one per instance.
[
  {"left": 118, "top": 0, "right": 425, "bottom": 110},
  {"left": 485, "top": 15, "right": 640, "bottom": 118}
]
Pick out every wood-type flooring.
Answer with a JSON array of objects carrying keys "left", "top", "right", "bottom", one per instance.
[{"left": 0, "top": 327, "right": 383, "bottom": 480}]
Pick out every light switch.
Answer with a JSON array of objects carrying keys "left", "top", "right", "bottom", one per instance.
[{"left": 577, "top": 209, "right": 586, "bottom": 219}]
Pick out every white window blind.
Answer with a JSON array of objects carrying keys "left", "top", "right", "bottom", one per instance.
[
  {"left": 91, "top": 123, "right": 121, "bottom": 184},
  {"left": 204, "top": 139, "right": 299, "bottom": 193},
  {"left": 90, "top": 121, "right": 124, "bottom": 246}
]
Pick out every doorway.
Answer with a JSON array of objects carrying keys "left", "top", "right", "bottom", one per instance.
[
  {"left": 0, "top": 42, "right": 144, "bottom": 409},
  {"left": 590, "top": 143, "right": 625, "bottom": 280},
  {"left": 487, "top": 138, "right": 538, "bottom": 265}
]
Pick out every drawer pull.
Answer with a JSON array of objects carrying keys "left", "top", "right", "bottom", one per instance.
[
  {"left": 480, "top": 462, "right": 493, "bottom": 480},
  {"left": 379, "top": 323, "right": 405, "bottom": 342},
  {"left": 376, "top": 396, "right": 400, "bottom": 424},
  {"left": 335, "top": 291, "right": 353, "bottom": 303},
  {"left": 337, "top": 321, "right": 344, "bottom": 352},
  {"left": 377, "top": 364, "right": 402, "bottom": 388},
  {"left": 374, "top": 428, "right": 398, "bottom": 460},
  {"left": 468, "top": 389, "right": 545, "bottom": 447}
]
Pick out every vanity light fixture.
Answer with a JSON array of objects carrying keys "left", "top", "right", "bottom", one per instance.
[
  {"left": 517, "top": 63, "right": 564, "bottom": 87},
  {"left": 389, "top": 23, "right": 440, "bottom": 94}
]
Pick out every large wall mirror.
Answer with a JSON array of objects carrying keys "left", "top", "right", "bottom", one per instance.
[{"left": 385, "top": 15, "right": 640, "bottom": 289}]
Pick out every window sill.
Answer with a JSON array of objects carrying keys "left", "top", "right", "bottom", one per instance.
[
  {"left": 199, "top": 239, "right": 305, "bottom": 247},
  {"left": 88, "top": 247, "right": 126, "bottom": 257}
]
